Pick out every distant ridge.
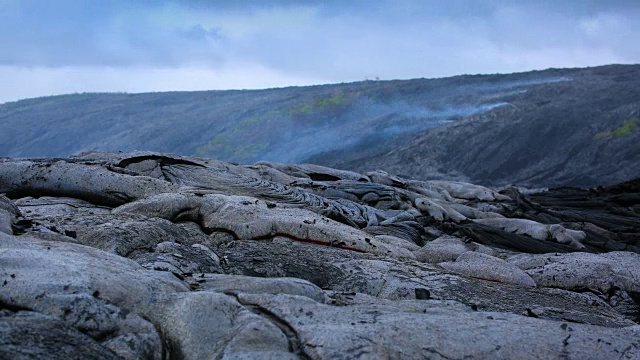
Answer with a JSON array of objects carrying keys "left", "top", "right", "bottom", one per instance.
[{"left": 1, "top": 64, "right": 639, "bottom": 187}]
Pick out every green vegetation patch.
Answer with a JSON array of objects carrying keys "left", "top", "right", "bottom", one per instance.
[
  {"left": 193, "top": 113, "right": 274, "bottom": 161},
  {"left": 595, "top": 118, "right": 640, "bottom": 140},
  {"left": 194, "top": 130, "right": 270, "bottom": 162},
  {"left": 288, "top": 93, "right": 352, "bottom": 118}
]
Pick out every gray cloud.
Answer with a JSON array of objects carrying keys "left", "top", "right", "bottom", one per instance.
[{"left": 0, "top": 0, "right": 638, "bottom": 102}]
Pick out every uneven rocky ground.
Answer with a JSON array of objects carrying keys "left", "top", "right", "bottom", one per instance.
[{"left": 1, "top": 151, "right": 640, "bottom": 359}]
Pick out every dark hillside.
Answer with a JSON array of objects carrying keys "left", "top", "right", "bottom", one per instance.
[
  {"left": 1, "top": 64, "right": 638, "bottom": 187},
  {"left": 329, "top": 65, "right": 640, "bottom": 187}
]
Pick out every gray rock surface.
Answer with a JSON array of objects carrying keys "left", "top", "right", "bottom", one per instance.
[
  {"left": 0, "top": 311, "right": 120, "bottom": 360},
  {"left": 0, "top": 209, "right": 12, "bottom": 235},
  {"left": 218, "top": 238, "right": 633, "bottom": 327},
  {"left": 0, "top": 234, "right": 189, "bottom": 309},
  {"left": 189, "top": 274, "right": 327, "bottom": 303},
  {"left": 474, "top": 217, "right": 587, "bottom": 250},
  {"left": 510, "top": 251, "right": 640, "bottom": 295},
  {"left": 114, "top": 192, "right": 415, "bottom": 258},
  {"left": 414, "top": 235, "right": 494, "bottom": 263},
  {"left": 1, "top": 151, "right": 639, "bottom": 358},
  {"left": 0, "top": 195, "right": 18, "bottom": 235},
  {"left": 147, "top": 292, "right": 296, "bottom": 359},
  {"left": 237, "top": 293, "right": 640, "bottom": 359},
  {"left": 0, "top": 160, "right": 178, "bottom": 207},
  {"left": 440, "top": 251, "right": 537, "bottom": 287},
  {"left": 133, "top": 241, "right": 223, "bottom": 276}
]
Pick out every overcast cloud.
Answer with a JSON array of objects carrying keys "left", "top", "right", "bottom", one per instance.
[{"left": 1, "top": 0, "right": 639, "bottom": 103}]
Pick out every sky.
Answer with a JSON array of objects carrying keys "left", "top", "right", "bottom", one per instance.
[{"left": 1, "top": 0, "right": 639, "bottom": 103}]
